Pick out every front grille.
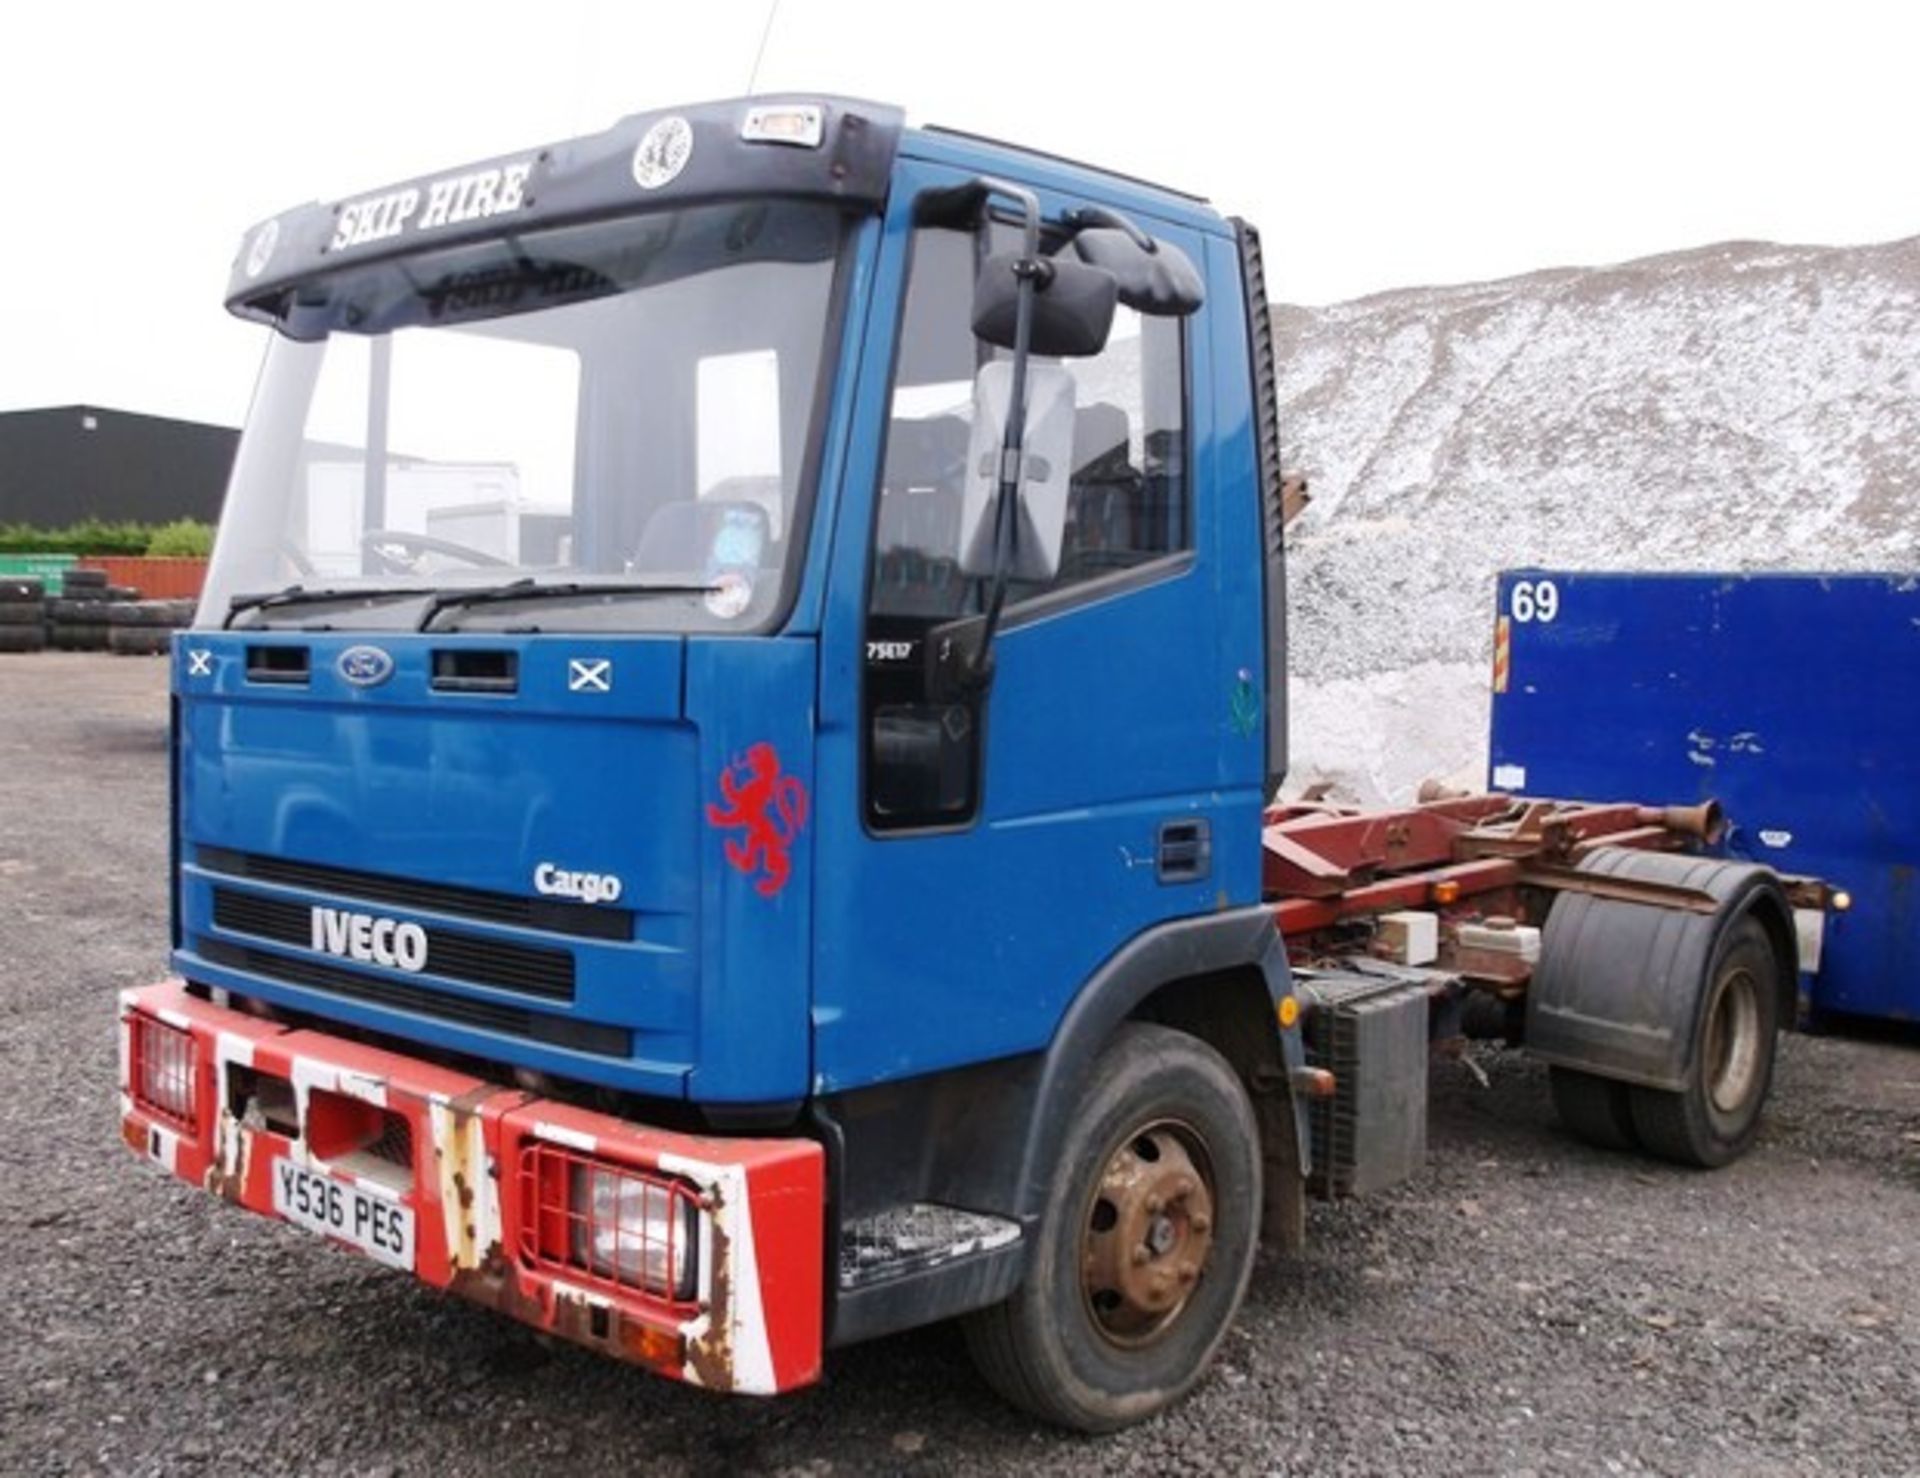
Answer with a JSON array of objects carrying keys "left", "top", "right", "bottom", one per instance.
[
  {"left": 212, "top": 887, "right": 575, "bottom": 1002},
  {"left": 196, "top": 938, "right": 631, "bottom": 1059},
  {"left": 195, "top": 846, "right": 633, "bottom": 942}
]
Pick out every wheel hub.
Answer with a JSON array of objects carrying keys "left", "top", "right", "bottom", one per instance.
[
  {"left": 1705, "top": 964, "right": 1763, "bottom": 1115},
  {"left": 1081, "top": 1122, "right": 1216, "bottom": 1347}
]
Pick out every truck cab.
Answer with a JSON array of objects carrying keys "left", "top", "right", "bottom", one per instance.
[{"left": 125, "top": 95, "right": 1301, "bottom": 1429}]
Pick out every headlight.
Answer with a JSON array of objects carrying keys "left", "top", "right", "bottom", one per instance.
[
  {"left": 570, "top": 1163, "right": 698, "bottom": 1302},
  {"left": 130, "top": 1013, "right": 197, "bottom": 1128}
]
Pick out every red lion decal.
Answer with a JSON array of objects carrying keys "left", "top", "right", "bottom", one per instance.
[{"left": 705, "top": 742, "right": 809, "bottom": 897}]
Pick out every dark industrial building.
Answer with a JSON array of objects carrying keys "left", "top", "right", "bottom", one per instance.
[{"left": 0, "top": 405, "right": 237, "bottom": 526}]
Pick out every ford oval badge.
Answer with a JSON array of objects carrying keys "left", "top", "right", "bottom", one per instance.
[{"left": 338, "top": 645, "right": 395, "bottom": 687}]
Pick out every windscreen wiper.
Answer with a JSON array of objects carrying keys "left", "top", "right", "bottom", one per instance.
[
  {"left": 416, "top": 577, "right": 719, "bottom": 632},
  {"left": 223, "top": 584, "right": 430, "bottom": 629}
]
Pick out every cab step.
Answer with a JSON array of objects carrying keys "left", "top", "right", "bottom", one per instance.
[{"left": 839, "top": 1203, "right": 1022, "bottom": 1290}]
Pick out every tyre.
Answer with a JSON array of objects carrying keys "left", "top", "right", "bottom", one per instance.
[
  {"left": 109, "top": 627, "right": 171, "bottom": 656},
  {"left": 108, "top": 600, "right": 194, "bottom": 628},
  {"left": 0, "top": 578, "right": 43, "bottom": 603},
  {"left": 46, "top": 598, "right": 109, "bottom": 623},
  {"left": 0, "top": 604, "right": 43, "bottom": 626},
  {"left": 1549, "top": 1066, "right": 1639, "bottom": 1152},
  {"left": 1629, "top": 916, "right": 1780, "bottom": 1168},
  {"left": 49, "top": 622, "right": 107, "bottom": 651},
  {"left": 962, "top": 1023, "right": 1261, "bottom": 1432},
  {"left": 0, "top": 625, "right": 46, "bottom": 653}
]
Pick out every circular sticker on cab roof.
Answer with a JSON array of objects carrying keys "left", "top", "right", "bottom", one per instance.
[
  {"left": 632, "top": 116, "right": 693, "bottom": 190},
  {"left": 244, "top": 218, "right": 280, "bottom": 279}
]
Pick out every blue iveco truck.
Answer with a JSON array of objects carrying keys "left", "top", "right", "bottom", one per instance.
[{"left": 119, "top": 96, "right": 1833, "bottom": 1430}]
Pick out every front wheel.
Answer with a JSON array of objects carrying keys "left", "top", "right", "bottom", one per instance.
[{"left": 962, "top": 1023, "right": 1261, "bottom": 1432}]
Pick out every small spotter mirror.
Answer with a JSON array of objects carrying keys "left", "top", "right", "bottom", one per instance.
[
  {"left": 971, "top": 253, "right": 1117, "bottom": 358},
  {"left": 1071, "top": 228, "right": 1204, "bottom": 317}
]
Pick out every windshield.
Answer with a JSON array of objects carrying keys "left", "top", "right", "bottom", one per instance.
[{"left": 202, "top": 200, "right": 847, "bottom": 632}]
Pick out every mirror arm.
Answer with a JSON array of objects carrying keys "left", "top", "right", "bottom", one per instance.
[
  {"left": 1064, "top": 203, "right": 1156, "bottom": 253},
  {"left": 960, "top": 177, "right": 1047, "bottom": 690}
]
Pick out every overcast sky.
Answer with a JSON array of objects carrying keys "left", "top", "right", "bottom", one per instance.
[{"left": 4, "top": 0, "right": 1915, "bottom": 428}]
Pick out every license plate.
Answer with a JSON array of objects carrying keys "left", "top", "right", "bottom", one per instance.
[{"left": 271, "top": 1159, "right": 415, "bottom": 1272}]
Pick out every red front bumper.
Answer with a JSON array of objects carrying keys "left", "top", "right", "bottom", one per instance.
[{"left": 119, "top": 980, "right": 824, "bottom": 1394}]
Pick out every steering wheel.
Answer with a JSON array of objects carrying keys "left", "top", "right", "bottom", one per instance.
[{"left": 359, "top": 529, "right": 511, "bottom": 574}]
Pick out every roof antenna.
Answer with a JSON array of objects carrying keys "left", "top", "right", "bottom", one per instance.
[{"left": 746, "top": 0, "right": 781, "bottom": 96}]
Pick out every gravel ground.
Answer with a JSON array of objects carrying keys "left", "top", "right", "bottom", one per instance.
[{"left": 3, "top": 653, "right": 1918, "bottom": 1476}]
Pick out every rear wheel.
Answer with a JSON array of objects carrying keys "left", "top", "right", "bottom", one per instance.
[
  {"left": 962, "top": 1023, "right": 1260, "bottom": 1432},
  {"left": 1630, "top": 916, "right": 1780, "bottom": 1167},
  {"left": 1549, "top": 1066, "right": 1639, "bottom": 1151}
]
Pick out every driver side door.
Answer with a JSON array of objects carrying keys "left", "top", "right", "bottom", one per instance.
[{"left": 812, "top": 158, "right": 1256, "bottom": 1096}]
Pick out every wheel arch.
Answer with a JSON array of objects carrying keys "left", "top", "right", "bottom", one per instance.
[
  {"left": 1012, "top": 906, "right": 1310, "bottom": 1251},
  {"left": 1528, "top": 846, "right": 1797, "bottom": 1091},
  {"left": 1739, "top": 885, "right": 1799, "bottom": 1023}
]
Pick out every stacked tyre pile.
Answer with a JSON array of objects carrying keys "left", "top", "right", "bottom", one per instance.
[
  {"left": 0, "top": 577, "right": 46, "bottom": 653},
  {"left": 0, "top": 568, "right": 198, "bottom": 656},
  {"left": 47, "top": 569, "right": 137, "bottom": 651},
  {"left": 106, "top": 598, "right": 196, "bottom": 656}
]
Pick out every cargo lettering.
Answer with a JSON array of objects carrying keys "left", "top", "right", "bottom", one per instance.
[
  {"left": 533, "top": 863, "right": 623, "bottom": 905},
  {"left": 309, "top": 907, "right": 429, "bottom": 973}
]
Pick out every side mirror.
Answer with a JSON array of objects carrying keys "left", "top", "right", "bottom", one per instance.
[
  {"left": 1072, "top": 228, "right": 1204, "bottom": 316},
  {"left": 971, "top": 254, "right": 1117, "bottom": 358},
  {"left": 957, "top": 361, "right": 1076, "bottom": 581}
]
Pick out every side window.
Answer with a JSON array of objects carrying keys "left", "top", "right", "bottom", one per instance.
[
  {"left": 1041, "top": 307, "right": 1188, "bottom": 591},
  {"left": 870, "top": 229, "right": 1189, "bottom": 621},
  {"left": 862, "top": 215, "right": 1192, "bottom": 831}
]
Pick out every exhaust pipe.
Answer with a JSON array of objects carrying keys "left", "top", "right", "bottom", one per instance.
[{"left": 1638, "top": 800, "right": 1725, "bottom": 844}]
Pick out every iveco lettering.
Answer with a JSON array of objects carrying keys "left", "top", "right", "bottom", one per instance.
[
  {"left": 309, "top": 907, "right": 429, "bottom": 974},
  {"left": 121, "top": 95, "right": 1832, "bottom": 1430}
]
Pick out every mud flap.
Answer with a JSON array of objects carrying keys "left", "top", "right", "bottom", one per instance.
[{"left": 1527, "top": 847, "right": 1794, "bottom": 1090}]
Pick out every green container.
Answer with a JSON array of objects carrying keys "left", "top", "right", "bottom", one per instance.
[{"left": 0, "top": 553, "right": 78, "bottom": 595}]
